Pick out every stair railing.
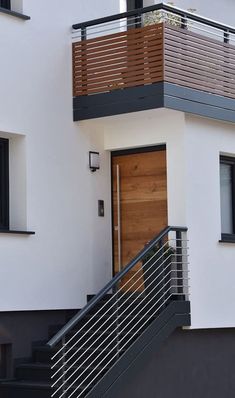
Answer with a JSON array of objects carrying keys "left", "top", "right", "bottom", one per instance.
[{"left": 47, "top": 226, "right": 189, "bottom": 398}]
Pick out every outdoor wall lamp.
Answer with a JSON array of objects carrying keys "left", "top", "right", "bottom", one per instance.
[{"left": 89, "top": 151, "right": 100, "bottom": 172}]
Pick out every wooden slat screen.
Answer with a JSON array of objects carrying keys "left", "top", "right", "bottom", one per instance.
[
  {"left": 73, "top": 23, "right": 164, "bottom": 96},
  {"left": 73, "top": 22, "right": 235, "bottom": 99},
  {"left": 164, "top": 24, "right": 235, "bottom": 99}
]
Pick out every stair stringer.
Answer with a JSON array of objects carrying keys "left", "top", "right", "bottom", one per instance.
[{"left": 86, "top": 300, "right": 190, "bottom": 398}]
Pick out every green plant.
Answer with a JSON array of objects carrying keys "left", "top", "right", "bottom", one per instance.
[{"left": 142, "top": 243, "right": 175, "bottom": 264}]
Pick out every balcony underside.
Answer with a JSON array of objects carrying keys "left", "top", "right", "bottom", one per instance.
[
  {"left": 73, "top": 23, "right": 235, "bottom": 122},
  {"left": 73, "top": 81, "right": 235, "bottom": 122}
]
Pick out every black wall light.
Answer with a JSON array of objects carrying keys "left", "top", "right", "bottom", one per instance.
[{"left": 89, "top": 151, "right": 100, "bottom": 172}]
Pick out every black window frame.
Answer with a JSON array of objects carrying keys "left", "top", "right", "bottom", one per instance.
[
  {"left": 127, "top": 0, "right": 143, "bottom": 29},
  {"left": 220, "top": 155, "right": 235, "bottom": 242},
  {"left": 0, "top": 0, "right": 11, "bottom": 10},
  {"left": 127, "top": 0, "right": 143, "bottom": 11},
  {"left": 0, "top": 138, "right": 9, "bottom": 231}
]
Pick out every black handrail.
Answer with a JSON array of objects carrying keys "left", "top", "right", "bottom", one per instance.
[
  {"left": 72, "top": 2, "right": 235, "bottom": 35},
  {"left": 47, "top": 225, "right": 187, "bottom": 348}
]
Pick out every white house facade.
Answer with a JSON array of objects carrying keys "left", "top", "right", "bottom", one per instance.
[{"left": 0, "top": 0, "right": 235, "bottom": 397}]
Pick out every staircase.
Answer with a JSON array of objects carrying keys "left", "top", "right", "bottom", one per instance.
[{"left": 0, "top": 226, "right": 190, "bottom": 398}]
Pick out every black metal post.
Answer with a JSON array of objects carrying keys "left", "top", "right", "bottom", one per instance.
[
  {"left": 176, "top": 231, "right": 184, "bottom": 300},
  {"left": 224, "top": 29, "right": 229, "bottom": 44},
  {"left": 80, "top": 26, "right": 87, "bottom": 96},
  {"left": 81, "top": 26, "right": 87, "bottom": 41},
  {"left": 181, "top": 14, "right": 187, "bottom": 29}
]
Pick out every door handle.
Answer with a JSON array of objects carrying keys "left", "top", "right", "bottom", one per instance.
[{"left": 117, "top": 164, "right": 122, "bottom": 272}]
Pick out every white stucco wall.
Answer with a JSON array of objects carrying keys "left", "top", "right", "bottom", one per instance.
[
  {"left": 86, "top": 109, "right": 235, "bottom": 330},
  {"left": 185, "top": 116, "right": 235, "bottom": 329},
  {"left": 85, "top": 108, "right": 187, "bottom": 233},
  {"left": 0, "top": 0, "right": 122, "bottom": 311},
  {"left": 1, "top": 0, "right": 235, "bottom": 330},
  {"left": 169, "top": 0, "right": 235, "bottom": 26}
]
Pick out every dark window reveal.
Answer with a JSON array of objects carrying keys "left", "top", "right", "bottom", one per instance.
[
  {"left": 127, "top": 0, "right": 143, "bottom": 11},
  {"left": 0, "top": 139, "right": 9, "bottom": 230},
  {"left": 127, "top": 0, "right": 143, "bottom": 29},
  {"left": 0, "top": 0, "right": 11, "bottom": 10},
  {"left": 220, "top": 156, "right": 235, "bottom": 241}
]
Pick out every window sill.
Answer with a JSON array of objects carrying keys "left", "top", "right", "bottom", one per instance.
[
  {"left": 0, "top": 230, "right": 35, "bottom": 235},
  {"left": 219, "top": 234, "right": 235, "bottom": 244},
  {"left": 0, "top": 7, "right": 30, "bottom": 20}
]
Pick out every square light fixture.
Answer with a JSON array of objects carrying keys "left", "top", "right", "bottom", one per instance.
[{"left": 89, "top": 151, "right": 100, "bottom": 172}]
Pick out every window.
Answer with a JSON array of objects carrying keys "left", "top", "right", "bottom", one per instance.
[
  {"left": 127, "top": 0, "right": 143, "bottom": 29},
  {"left": 127, "top": 0, "right": 143, "bottom": 11},
  {"left": 0, "top": 0, "right": 11, "bottom": 10},
  {"left": 0, "top": 138, "right": 9, "bottom": 230},
  {"left": 220, "top": 156, "right": 235, "bottom": 241}
]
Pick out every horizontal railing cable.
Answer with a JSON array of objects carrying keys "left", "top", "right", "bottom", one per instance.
[
  {"left": 52, "top": 276, "right": 188, "bottom": 396},
  {"left": 52, "top": 283, "right": 188, "bottom": 398},
  {"left": 55, "top": 285, "right": 188, "bottom": 398},
  {"left": 51, "top": 239, "right": 172, "bottom": 362},
  {"left": 72, "top": 5, "right": 235, "bottom": 43},
  {"left": 51, "top": 260, "right": 189, "bottom": 386},
  {"left": 72, "top": 2, "right": 235, "bottom": 35},
  {"left": 49, "top": 227, "right": 189, "bottom": 398},
  {"left": 48, "top": 226, "right": 187, "bottom": 348},
  {"left": 50, "top": 238, "right": 187, "bottom": 360},
  {"left": 51, "top": 248, "right": 186, "bottom": 376},
  {"left": 51, "top": 255, "right": 189, "bottom": 392},
  {"left": 51, "top": 243, "right": 187, "bottom": 368}
]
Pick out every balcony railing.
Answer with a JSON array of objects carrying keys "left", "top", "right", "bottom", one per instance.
[{"left": 72, "top": 3, "right": 235, "bottom": 100}]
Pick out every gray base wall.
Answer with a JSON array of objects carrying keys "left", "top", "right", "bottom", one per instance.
[
  {"left": 105, "top": 328, "right": 235, "bottom": 398},
  {"left": 0, "top": 309, "right": 77, "bottom": 376}
]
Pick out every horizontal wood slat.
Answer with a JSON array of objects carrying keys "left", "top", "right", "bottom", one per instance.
[
  {"left": 164, "top": 24, "right": 235, "bottom": 99},
  {"left": 73, "top": 33, "right": 163, "bottom": 57},
  {"left": 165, "top": 54, "right": 235, "bottom": 79},
  {"left": 74, "top": 62, "right": 162, "bottom": 84},
  {"left": 73, "top": 41, "right": 163, "bottom": 64},
  {"left": 75, "top": 72, "right": 163, "bottom": 95},
  {"left": 164, "top": 37, "right": 235, "bottom": 67},
  {"left": 73, "top": 22, "right": 235, "bottom": 99},
  {"left": 73, "top": 23, "right": 164, "bottom": 96},
  {"left": 74, "top": 55, "right": 163, "bottom": 76}
]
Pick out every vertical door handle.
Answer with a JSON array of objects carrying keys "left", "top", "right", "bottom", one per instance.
[{"left": 117, "top": 164, "right": 122, "bottom": 272}]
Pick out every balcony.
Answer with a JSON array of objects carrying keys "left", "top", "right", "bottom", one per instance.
[{"left": 72, "top": 3, "right": 235, "bottom": 122}]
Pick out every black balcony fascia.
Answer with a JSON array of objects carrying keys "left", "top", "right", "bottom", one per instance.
[{"left": 73, "top": 82, "right": 235, "bottom": 123}]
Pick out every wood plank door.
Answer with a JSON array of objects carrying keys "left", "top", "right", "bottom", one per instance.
[{"left": 112, "top": 148, "right": 168, "bottom": 291}]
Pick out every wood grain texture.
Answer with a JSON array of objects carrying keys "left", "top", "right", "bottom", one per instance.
[
  {"left": 112, "top": 150, "right": 168, "bottom": 291},
  {"left": 164, "top": 24, "right": 235, "bottom": 99},
  {"left": 73, "top": 23, "right": 164, "bottom": 96},
  {"left": 73, "top": 21, "right": 235, "bottom": 99}
]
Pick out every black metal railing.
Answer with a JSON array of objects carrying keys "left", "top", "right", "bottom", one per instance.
[
  {"left": 47, "top": 226, "right": 189, "bottom": 398},
  {"left": 72, "top": 2, "right": 235, "bottom": 44}
]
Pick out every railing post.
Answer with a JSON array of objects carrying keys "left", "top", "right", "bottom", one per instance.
[
  {"left": 159, "top": 238, "right": 166, "bottom": 310},
  {"left": 181, "top": 14, "right": 187, "bottom": 29},
  {"left": 137, "top": 11, "right": 142, "bottom": 28},
  {"left": 81, "top": 25, "right": 87, "bottom": 41},
  {"left": 224, "top": 29, "right": 229, "bottom": 44},
  {"left": 112, "top": 285, "right": 121, "bottom": 359},
  {"left": 80, "top": 25, "right": 87, "bottom": 96},
  {"left": 176, "top": 231, "right": 184, "bottom": 300},
  {"left": 62, "top": 336, "right": 66, "bottom": 397}
]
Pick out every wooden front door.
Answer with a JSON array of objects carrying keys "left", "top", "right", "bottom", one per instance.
[{"left": 112, "top": 148, "right": 168, "bottom": 290}]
